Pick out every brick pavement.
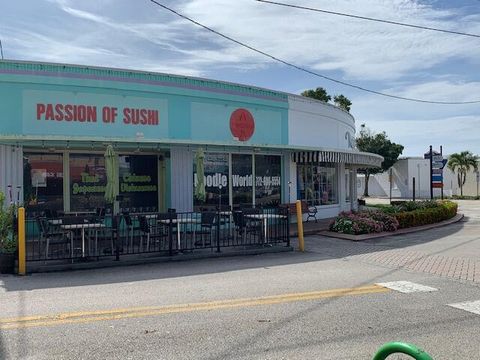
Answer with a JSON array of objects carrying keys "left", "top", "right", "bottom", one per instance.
[
  {"left": 349, "top": 201, "right": 480, "bottom": 283},
  {"left": 305, "top": 239, "right": 480, "bottom": 284},
  {"left": 350, "top": 248, "right": 479, "bottom": 283},
  {"left": 290, "top": 200, "right": 480, "bottom": 284}
]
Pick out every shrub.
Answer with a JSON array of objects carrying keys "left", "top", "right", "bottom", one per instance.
[
  {"left": 0, "top": 191, "right": 17, "bottom": 254},
  {"left": 371, "top": 200, "right": 444, "bottom": 214},
  {"left": 394, "top": 201, "right": 458, "bottom": 229},
  {"left": 329, "top": 211, "right": 398, "bottom": 235},
  {"left": 329, "top": 200, "right": 457, "bottom": 235}
]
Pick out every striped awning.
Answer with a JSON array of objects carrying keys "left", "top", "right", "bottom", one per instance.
[{"left": 292, "top": 150, "right": 382, "bottom": 167}]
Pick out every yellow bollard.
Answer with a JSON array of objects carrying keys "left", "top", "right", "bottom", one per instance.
[
  {"left": 295, "top": 200, "right": 305, "bottom": 252},
  {"left": 18, "top": 207, "right": 26, "bottom": 275}
]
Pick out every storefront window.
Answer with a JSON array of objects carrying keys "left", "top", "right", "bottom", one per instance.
[
  {"left": 24, "top": 153, "right": 63, "bottom": 213},
  {"left": 119, "top": 155, "right": 158, "bottom": 212},
  {"left": 194, "top": 153, "right": 229, "bottom": 208},
  {"left": 70, "top": 154, "right": 106, "bottom": 211},
  {"left": 255, "top": 155, "right": 281, "bottom": 207},
  {"left": 297, "top": 163, "right": 337, "bottom": 206},
  {"left": 232, "top": 154, "right": 253, "bottom": 206}
]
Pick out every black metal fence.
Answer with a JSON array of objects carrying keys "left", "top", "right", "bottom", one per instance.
[{"left": 24, "top": 206, "right": 290, "bottom": 263}]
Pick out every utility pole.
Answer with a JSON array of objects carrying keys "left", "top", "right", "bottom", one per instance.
[
  {"left": 476, "top": 171, "right": 479, "bottom": 199},
  {"left": 412, "top": 177, "right": 416, "bottom": 201},
  {"left": 429, "top": 145, "right": 433, "bottom": 200},
  {"left": 389, "top": 168, "right": 393, "bottom": 204},
  {"left": 440, "top": 145, "right": 444, "bottom": 200}
]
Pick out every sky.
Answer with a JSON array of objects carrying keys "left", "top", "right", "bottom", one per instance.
[{"left": 1, "top": 0, "right": 479, "bottom": 157}]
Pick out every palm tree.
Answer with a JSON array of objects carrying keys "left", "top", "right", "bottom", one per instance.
[
  {"left": 447, "top": 151, "right": 479, "bottom": 196},
  {"left": 333, "top": 94, "right": 352, "bottom": 112}
]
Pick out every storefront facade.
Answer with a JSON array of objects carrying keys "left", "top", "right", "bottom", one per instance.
[{"left": 0, "top": 60, "right": 382, "bottom": 218}]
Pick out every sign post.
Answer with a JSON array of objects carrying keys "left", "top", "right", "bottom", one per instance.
[{"left": 425, "top": 146, "right": 446, "bottom": 200}]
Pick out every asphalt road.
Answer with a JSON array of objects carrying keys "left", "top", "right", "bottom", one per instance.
[{"left": 1, "top": 200, "right": 480, "bottom": 359}]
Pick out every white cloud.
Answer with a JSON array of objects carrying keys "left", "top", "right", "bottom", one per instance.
[
  {"left": 386, "top": 80, "right": 480, "bottom": 103},
  {"left": 178, "top": 0, "right": 480, "bottom": 80},
  {"left": 366, "top": 115, "right": 480, "bottom": 157},
  {"left": 352, "top": 79, "right": 480, "bottom": 157},
  {"left": 2, "top": 0, "right": 479, "bottom": 157},
  {"left": 4, "top": 0, "right": 478, "bottom": 82}
]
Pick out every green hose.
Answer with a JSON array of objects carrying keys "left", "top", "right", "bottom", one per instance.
[{"left": 373, "top": 342, "right": 433, "bottom": 360}]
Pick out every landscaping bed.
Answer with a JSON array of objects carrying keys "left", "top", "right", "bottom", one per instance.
[{"left": 329, "top": 200, "right": 458, "bottom": 236}]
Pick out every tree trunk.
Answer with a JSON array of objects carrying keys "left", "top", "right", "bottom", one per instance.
[
  {"left": 363, "top": 172, "right": 370, "bottom": 197},
  {"left": 460, "top": 173, "right": 464, "bottom": 197},
  {"left": 457, "top": 173, "right": 462, "bottom": 196}
]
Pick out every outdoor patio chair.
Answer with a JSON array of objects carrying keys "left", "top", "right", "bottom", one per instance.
[
  {"left": 95, "top": 207, "right": 105, "bottom": 219},
  {"left": 36, "top": 217, "right": 73, "bottom": 260},
  {"left": 157, "top": 212, "right": 178, "bottom": 244},
  {"left": 122, "top": 213, "right": 141, "bottom": 251},
  {"left": 232, "top": 211, "right": 260, "bottom": 243},
  {"left": 93, "top": 215, "right": 116, "bottom": 255},
  {"left": 43, "top": 209, "right": 58, "bottom": 219},
  {"left": 195, "top": 212, "right": 216, "bottom": 247},
  {"left": 138, "top": 215, "right": 166, "bottom": 251},
  {"left": 306, "top": 206, "right": 318, "bottom": 223}
]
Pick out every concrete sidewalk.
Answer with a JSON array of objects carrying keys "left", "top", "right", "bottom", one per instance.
[
  {"left": 289, "top": 217, "right": 333, "bottom": 236},
  {"left": 297, "top": 200, "right": 480, "bottom": 285}
]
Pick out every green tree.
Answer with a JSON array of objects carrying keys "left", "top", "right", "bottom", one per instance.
[
  {"left": 333, "top": 94, "right": 352, "bottom": 112},
  {"left": 447, "top": 151, "right": 479, "bottom": 197},
  {"left": 356, "top": 124, "right": 404, "bottom": 197},
  {"left": 301, "top": 87, "right": 331, "bottom": 103}
]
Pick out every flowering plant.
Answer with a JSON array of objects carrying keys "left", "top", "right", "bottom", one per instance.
[{"left": 329, "top": 210, "right": 399, "bottom": 235}]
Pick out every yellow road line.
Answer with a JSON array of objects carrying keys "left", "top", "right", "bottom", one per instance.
[{"left": 0, "top": 284, "right": 389, "bottom": 330}]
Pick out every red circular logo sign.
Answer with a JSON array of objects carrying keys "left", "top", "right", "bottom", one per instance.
[{"left": 230, "top": 108, "right": 255, "bottom": 141}]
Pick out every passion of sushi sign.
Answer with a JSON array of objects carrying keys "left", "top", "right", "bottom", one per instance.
[
  {"left": 35, "top": 103, "right": 159, "bottom": 126},
  {"left": 22, "top": 90, "right": 168, "bottom": 138}
]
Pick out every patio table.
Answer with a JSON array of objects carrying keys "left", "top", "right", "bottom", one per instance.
[
  {"left": 158, "top": 217, "right": 200, "bottom": 250},
  {"left": 60, "top": 223, "right": 105, "bottom": 257},
  {"left": 244, "top": 213, "right": 287, "bottom": 243}
]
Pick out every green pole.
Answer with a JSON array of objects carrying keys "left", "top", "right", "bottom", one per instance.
[{"left": 373, "top": 342, "right": 433, "bottom": 360}]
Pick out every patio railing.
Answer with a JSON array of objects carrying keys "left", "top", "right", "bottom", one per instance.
[{"left": 24, "top": 206, "right": 290, "bottom": 263}]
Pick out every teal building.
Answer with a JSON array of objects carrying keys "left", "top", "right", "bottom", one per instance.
[{"left": 0, "top": 60, "right": 381, "bottom": 218}]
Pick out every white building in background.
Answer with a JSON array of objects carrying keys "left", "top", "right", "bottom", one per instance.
[{"left": 358, "top": 157, "right": 480, "bottom": 199}]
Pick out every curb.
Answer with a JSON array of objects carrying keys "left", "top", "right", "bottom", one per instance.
[
  {"left": 318, "top": 213, "right": 464, "bottom": 241},
  {"left": 26, "top": 246, "right": 294, "bottom": 273}
]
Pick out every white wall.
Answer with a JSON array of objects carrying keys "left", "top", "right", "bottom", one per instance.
[
  {"left": 287, "top": 95, "right": 355, "bottom": 150},
  {"left": 0, "top": 145, "right": 23, "bottom": 208},
  {"left": 364, "top": 157, "right": 479, "bottom": 198},
  {"left": 170, "top": 147, "right": 193, "bottom": 212}
]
